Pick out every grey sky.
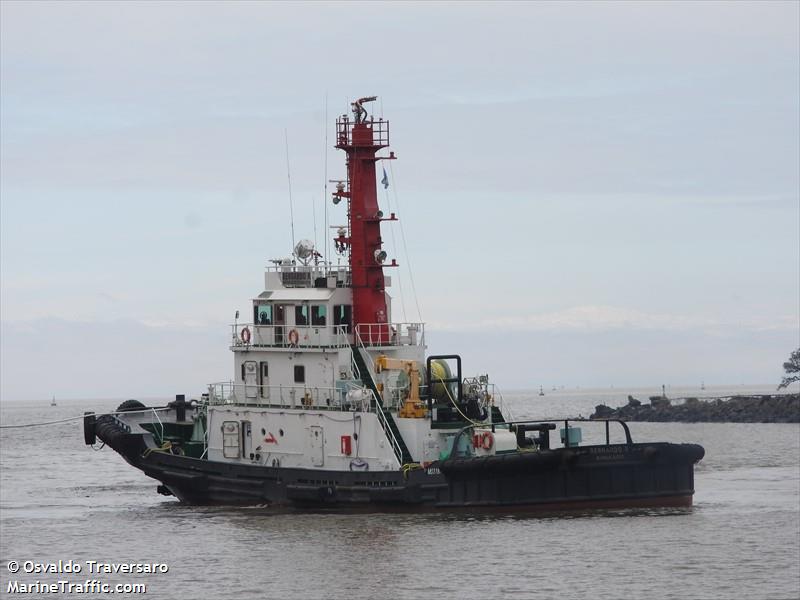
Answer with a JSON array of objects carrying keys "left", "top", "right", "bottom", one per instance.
[{"left": 1, "top": 1, "right": 798, "bottom": 400}]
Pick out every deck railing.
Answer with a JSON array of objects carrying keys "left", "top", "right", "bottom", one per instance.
[
  {"left": 231, "top": 323, "right": 351, "bottom": 349},
  {"left": 355, "top": 322, "right": 425, "bottom": 347},
  {"left": 265, "top": 264, "right": 351, "bottom": 288},
  {"left": 447, "top": 418, "right": 634, "bottom": 459},
  {"left": 335, "top": 117, "right": 390, "bottom": 148},
  {"left": 368, "top": 388, "right": 404, "bottom": 467},
  {"left": 207, "top": 381, "right": 370, "bottom": 411},
  {"left": 230, "top": 322, "right": 425, "bottom": 350}
]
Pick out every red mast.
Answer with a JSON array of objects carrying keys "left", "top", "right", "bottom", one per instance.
[{"left": 334, "top": 97, "right": 396, "bottom": 344}]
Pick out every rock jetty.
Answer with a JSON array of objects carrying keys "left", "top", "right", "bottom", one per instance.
[{"left": 591, "top": 393, "right": 800, "bottom": 423}]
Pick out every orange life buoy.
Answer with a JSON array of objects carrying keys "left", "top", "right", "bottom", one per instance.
[
  {"left": 240, "top": 327, "right": 251, "bottom": 344},
  {"left": 481, "top": 431, "right": 494, "bottom": 450},
  {"left": 288, "top": 329, "right": 300, "bottom": 346},
  {"left": 472, "top": 433, "right": 482, "bottom": 449}
]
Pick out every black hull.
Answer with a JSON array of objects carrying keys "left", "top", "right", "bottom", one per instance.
[{"left": 94, "top": 415, "right": 704, "bottom": 510}]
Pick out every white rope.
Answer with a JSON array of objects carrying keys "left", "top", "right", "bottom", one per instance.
[
  {"left": 382, "top": 184, "right": 408, "bottom": 321},
  {"left": 388, "top": 160, "right": 423, "bottom": 322},
  {"left": 0, "top": 406, "right": 173, "bottom": 429}
]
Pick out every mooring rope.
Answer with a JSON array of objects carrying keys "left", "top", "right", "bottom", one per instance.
[{"left": 0, "top": 406, "right": 173, "bottom": 430}]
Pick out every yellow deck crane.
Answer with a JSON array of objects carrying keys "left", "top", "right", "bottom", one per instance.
[{"left": 374, "top": 355, "right": 427, "bottom": 418}]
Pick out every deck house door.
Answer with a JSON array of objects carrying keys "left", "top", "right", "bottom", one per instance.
[
  {"left": 243, "top": 360, "right": 258, "bottom": 399},
  {"left": 260, "top": 361, "right": 270, "bottom": 400},
  {"left": 307, "top": 426, "right": 324, "bottom": 467},
  {"left": 275, "top": 304, "right": 289, "bottom": 345}
]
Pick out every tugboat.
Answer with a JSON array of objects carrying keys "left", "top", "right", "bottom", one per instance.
[{"left": 84, "top": 97, "right": 704, "bottom": 509}]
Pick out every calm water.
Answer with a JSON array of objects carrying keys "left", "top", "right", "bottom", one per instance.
[{"left": 1, "top": 385, "right": 798, "bottom": 600}]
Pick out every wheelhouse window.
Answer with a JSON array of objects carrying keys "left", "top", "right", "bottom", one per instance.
[
  {"left": 295, "top": 305, "right": 309, "bottom": 326},
  {"left": 256, "top": 304, "right": 272, "bottom": 325},
  {"left": 294, "top": 365, "right": 305, "bottom": 383},
  {"left": 333, "top": 304, "right": 352, "bottom": 327},
  {"left": 311, "top": 305, "right": 327, "bottom": 326}
]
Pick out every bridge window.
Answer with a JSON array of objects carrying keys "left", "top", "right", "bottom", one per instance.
[
  {"left": 294, "top": 365, "right": 305, "bottom": 383},
  {"left": 256, "top": 304, "right": 272, "bottom": 325},
  {"left": 333, "top": 304, "right": 352, "bottom": 326},
  {"left": 311, "top": 305, "right": 327, "bottom": 326},
  {"left": 295, "top": 305, "right": 309, "bottom": 326}
]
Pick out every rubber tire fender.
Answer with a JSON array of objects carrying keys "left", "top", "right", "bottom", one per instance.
[{"left": 116, "top": 399, "right": 147, "bottom": 412}]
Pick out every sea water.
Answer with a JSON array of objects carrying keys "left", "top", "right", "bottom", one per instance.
[{"left": 1, "top": 385, "right": 798, "bottom": 599}]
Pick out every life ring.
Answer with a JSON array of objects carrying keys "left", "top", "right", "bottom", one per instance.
[
  {"left": 481, "top": 431, "right": 494, "bottom": 450},
  {"left": 288, "top": 329, "right": 300, "bottom": 346},
  {"left": 472, "top": 433, "right": 482, "bottom": 449},
  {"left": 240, "top": 327, "right": 251, "bottom": 344}
]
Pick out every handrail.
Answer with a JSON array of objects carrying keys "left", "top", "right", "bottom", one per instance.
[
  {"left": 151, "top": 407, "right": 164, "bottom": 443},
  {"left": 230, "top": 323, "right": 351, "bottom": 349},
  {"left": 335, "top": 325, "right": 351, "bottom": 347},
  {"left": 369, "top": 389, "right": 403, "bottom": 467},
  {"left": 264, "top": 264, "right": 350, "bottom": 275},
  {"left": 355, "top": 335, "right": 376, "bottom": 380},
  {"left": 490, "top": 384, "right": 515, "bottom": 422},
  {"left": 351, "top": 349, "right": 362, "bottom": 382},
  {"left": 355, "top": 322, "right": 425, "bottom": 347},
  {"left": 207, "top": 382, "right": 368, "bottom": 411},
  {"left": 447, "top": 418, "right": 635, "bottom": 460}
]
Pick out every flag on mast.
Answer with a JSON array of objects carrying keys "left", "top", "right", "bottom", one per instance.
[{"left": 381, "top": 168, "right": 389, "bottom": 189}]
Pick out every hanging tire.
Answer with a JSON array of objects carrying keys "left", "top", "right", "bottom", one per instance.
[
  {"left": 116, "top": 399, "right": 146, "bottom": 412},
  {"left": 83, "top": 412, "right": 96, "bottom": 445}
]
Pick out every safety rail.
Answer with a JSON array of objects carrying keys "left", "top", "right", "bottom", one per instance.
[
  {"left": 351, "top": 348, "right": 363, "bottom": 382},
  {"left": 264, "top": 264, "right": 351, "bottom": 289},
  {"left": 354, "top": 335, "right": 376, "bottom": 380},
  {"left": 355, "top": 322, "right": 425, "bottom": 347},
  {"left": 448, "top": 418, "right": 634, "bottom": 459},
  {"left": 368, "top": 389, "right": 404, "bottom": 467},
  {"left": 335, "top": 116, "right": 390, "bottom": 148},
  {"left": 207, "top": 382, "right": 371, "bottom": 411},
  {"left": 151, "top": 408, "right": 164, "bottom": 443},
  {"left": 231, "top": 323, "right": 351, "bottom": 349},
  {"left": 490, "top": 385, "right": 515, "bottom": 422}
]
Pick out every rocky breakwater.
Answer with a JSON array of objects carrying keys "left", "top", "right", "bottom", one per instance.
[{"left": 591, "top": 393, "right": 800, "bottom": 423}]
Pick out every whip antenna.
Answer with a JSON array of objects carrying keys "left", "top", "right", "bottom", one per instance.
[
  {"left": 323, "top": 93, "right": 330, "bottom": 264},
  {"left": 285, "top": 128, "right": 296, "bottom": 255}
]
